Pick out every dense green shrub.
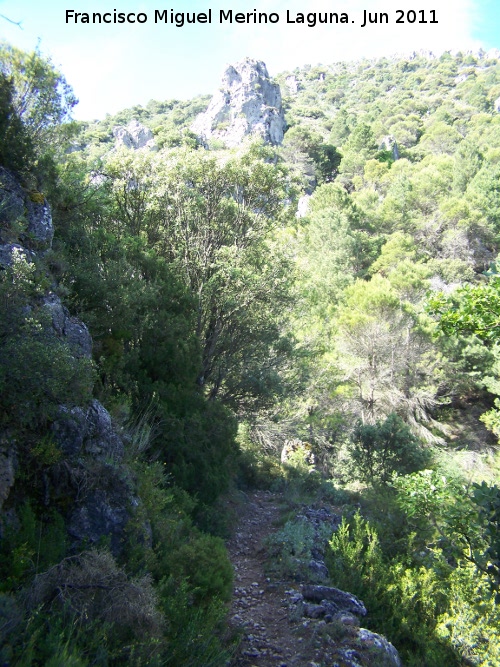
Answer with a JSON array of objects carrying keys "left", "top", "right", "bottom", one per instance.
[
  {"left": 0, "top": 253, "right": 94, "bottom": 428},
  {"left": 349, "top": 414, "right": 431, "bottom": 484},
  {"left": 327, "top": 507, "right": 500, "bottom": 665},
  {"left": 159, "top": 579, "right": 235, "bottom": 667},
  {"left": 166, "top": 532, "right": 233, "bottom": 603}
]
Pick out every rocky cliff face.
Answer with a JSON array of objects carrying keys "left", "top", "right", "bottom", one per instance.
[
  {"left": 113, "top": 119, "right": 156, "bottom": 150},
  {"left": 191, "top": 58, "right": 286, "bottom": 147},
  {"left": 0, "top": 168, "right": 133, "bottom": 554}
]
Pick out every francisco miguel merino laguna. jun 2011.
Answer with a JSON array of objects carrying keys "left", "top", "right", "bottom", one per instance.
[
  {"left": 64, "top": 8, "right": 355, "bottom": 27},
  {"left": 64, "top": 8, "right": 439, "bottom": 27}
]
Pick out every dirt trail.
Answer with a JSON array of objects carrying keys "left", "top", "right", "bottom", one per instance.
[
  {"left": 227, "top": 490, "right": 318, "bottom": 667},
  {"left": 226, "top": 490, "right": 403, "bottom": 667}
]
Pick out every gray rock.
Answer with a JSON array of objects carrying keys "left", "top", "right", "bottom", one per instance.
[
  {"left": 85, "top": 400, "right": 124, "bottom": 461},
  {"left": 495, "top": 96, "right": 500, "bottom": 113},
  {"left": 331, "top": 648, "right": 364, "bottom": 667},
  {"left": 191, "top": 58, "right": 285, "bottom": 147},
  {"left": 333, "top": 611, "right": 359, "bottom": 626},
  {"left": 356, "top": 628, "right": 402, "bottom": 666},
  {"left": 280, "top": 439, "right": 315, "bottom": 465},
  {"left": 51, "top": 405, "right": 87, "bottom": 457},
  {"left": 379, "top": 134, "right": 400, "bottom": 160},
  {"left": 0, "top": 167, "right": 54, "bottom": 250},
  {"left": 296, "top": 194, "right": 310, "bottom": 218},
  {"left": 303, "top": 602, "right": 325, "bottom": 619},
  {"left": 52, "top": 400, "right": 124, "bottom": 462},
  {"left": 113, "top": 119, "right": 156, "bottom": 150},
  {"left": 0, "top": 167, "right": 25, "bottom": 230},
  {"left": 308, "top": 559, "right": 329, "bottom": 580},
  {"left": 0, "top": 443, "right": 17, "bottom": 510},
  {"left": 301, "top": 585, "right": 367, "bottom": 616},
  {"left": 42, "top": 294, "right": 92, "bottom": 359},
  {"left": 63, "top": 317, "right": 93, "bottom": 359},
  {"left": 285, "top": 75, "right": 300, "bottom": 95},
  {"left": 25, "top": 196, "right": 53, "bottom": 249},
  {"left": 67, "top": 479, "right": 130, "bottom": 555},
  {"left": 0, "top": 243, "right": 34, "bottom": 269}
]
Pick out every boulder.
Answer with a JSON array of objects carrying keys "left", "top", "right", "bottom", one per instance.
[
  {"left": 0, "top": 167, "right": 25, "bottom": 231},
  {"left": 494, "top": 96, "right": 500, "bottom": 113},
  {"left": 355, "top": 628, "right": 402, "bottom": 666},
  {"left": 301, "top": 584, "right": 367, "bottom": 616},
  {"left": 296, "top": 194, "right": 310, "bottom": 218},
  {"left": 285, "top": 75, "right": 301, "bottom": 94},
  {"left": 281, "top": 438, "right": 315, "bottom": 465},
  {"left": 25, "top": 195, "right": 53, "bottom": 249},
  {"left": 66, "top": 464, "right": 131, "bottom": 555},
  {"left": 308, "top": 559, "right": 329, "bottom": 580},
  {"left": 191, "top": 58, "right": 285, "bottom": 147}
]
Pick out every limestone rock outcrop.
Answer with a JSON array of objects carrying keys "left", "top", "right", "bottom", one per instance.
[
  {"left": 0, "top": 167, "right": 54, "bottom": 250},
  {"left": 285, "top": 74, "right": 301, "bottom": 95},
  {"left": 51, "top": 400, "right": 124, "bottom": 462},
  {"left": 191, "top": 58, "right": 285, "bottom": 147},
  {"left": 380, "top": 134, "right": 400, "bottom": 160},
  {"left": 66, "top": 465, "right": 132, "bottom": 554},
  {"left": 43, "top": 294, "right": 93, "bottom": 359},
  {"left": 113, "top": 119, "right": 156, "bottom": 150},
  {"left": 0, "top": 167, "right": 131, "bottom": 554}
]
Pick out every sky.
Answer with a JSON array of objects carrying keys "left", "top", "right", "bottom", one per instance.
[{"left": 0, "top": 0, "right": 499, "bottom": 120}]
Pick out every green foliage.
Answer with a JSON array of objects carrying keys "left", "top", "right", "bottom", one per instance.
[
  {"left": 0, "top": 502, "right": 67, "bottom": 591},
  {"left": 0, "top": 43, "right": 76, "bottom": 133},
  {"left": 394, "top": 470, "right": 500, "bottom": 597},
  {"left": 0, "top": 253, "right": 94, "bottom": 428},
  {"left": 0, "top": 73, "right": 35, "bottom": 174},
  {"left": 166, "top": 532, "right": 233, "bottom": 603},
  {"left": 281, "top": 126, "right": 341, "bottom": 186},
  {"left": 428, "top": 276, "right": 500, "bottom": 343},
  {"left": 0, "top": 43, "right": 77, "bottom": 187},
  {"left": 159, "top": 579, "right": 235, "bottom": 667},
  {"left": 266, "top": 517, "right": 315, "bottom": 580},
  {"left": 327, "top": 511, "right": 500, "bottom": 665},
  {"left": 350, "top": 413, "right": 430, "bottom": 484},
  {"left": 4, "top": 43, "right": 500, "bottom": 667},
  {"left": 428, "top": 273, "right": 500, "bottom": 441}
]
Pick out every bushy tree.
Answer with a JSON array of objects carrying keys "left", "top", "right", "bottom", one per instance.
[{"left": 350, "top": 413, "right": 430, "bottom": 484}]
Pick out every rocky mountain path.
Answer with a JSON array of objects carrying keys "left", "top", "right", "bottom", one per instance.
[
  {"left": 227, "top": 489, "right": 312, "bottom": 667},
  {"left": 225, "top": 489, "right": 403, "bottom": 667}
]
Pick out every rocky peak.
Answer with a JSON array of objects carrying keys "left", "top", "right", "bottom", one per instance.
[
  {"left": 113, "top": 119, "right": 156, "bottom": 150},
  {"left": 191, "top": 57, "right": 286, "bottom": 147}
]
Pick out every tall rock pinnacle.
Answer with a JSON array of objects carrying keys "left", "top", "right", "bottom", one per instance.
[{"left": 192, "top": 58, "right": 286, "bottom": 147}]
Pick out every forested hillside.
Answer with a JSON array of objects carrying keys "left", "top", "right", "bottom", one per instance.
[{"left": 1, "top": 43, "right": 500, "bottom": 666}]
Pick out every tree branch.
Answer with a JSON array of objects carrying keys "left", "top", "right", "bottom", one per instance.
[{"left": 0, "top": 14, "right": 23, "bottom": 28}]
